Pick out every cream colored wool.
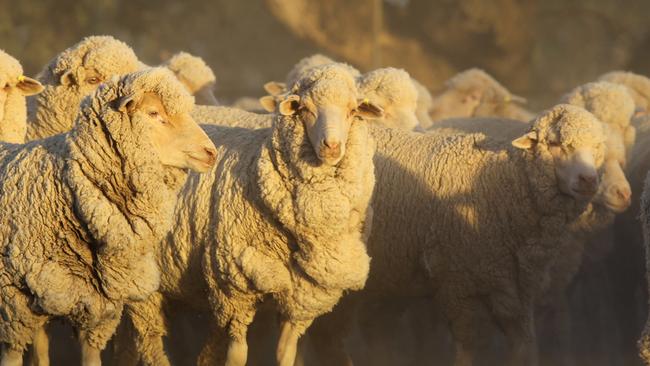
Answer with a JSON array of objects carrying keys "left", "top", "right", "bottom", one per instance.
[
  {"left": 427, "top": 68, "right": 534, "bottom": 126},
  {"left": 162, "top": 52, "right": 218, "bottom": 106},
  {"left": 0, "top": 50, "right": 43, "bottom": 143},
  {"left": 0, "top": 68, "right": 194, "bottom": 353},
  {"left": 285, "top": 54, "right": 360, "bottom": 88},
  {"left": 357, "top": 68, "right": 420, "bottom": 131},
  {"left": 411, "top": 77, "right": 434, "bottom": 128},
  {"left": 599, "top": 71, "right": 650, "bottom": 112},
  {"left": 190, "top": 104, "right": 272, "bottom": 128},
  {"left": 304, "top": 104, "right": 607, "bottom": 366},
  {"left": 120, "top": 64, "right": 375, "bottom": 366},
  {"left": 26, "top": 35, "right": 140, "bottom": 140}
]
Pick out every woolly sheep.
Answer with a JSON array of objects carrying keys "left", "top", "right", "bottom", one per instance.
[
  {"left": 190, "top": 104, "right": 273, "bottom": 129},
  {"left": 161, "top": 51, "right": 219, "bottom": 106},
  {"left": 305, "top": 104, "right": 607, "bottom": 366},
  {"left": 115, "top": 63, "right": 383, "bottom": 366},
  {"left": 599, "top": 71, "right": 650, "bottom": 114},
  {"left": 356, "top": 67, "right": 421, "bottom": 131},
  {"left": 0, "top": 50, "right": 43, "bottom": 143},
  {"left": 411, "top": 76, "right": 434, "bottom": 129},
  {"left": 26, "top": 35, "right": 141, "bottom": 141},
  {"left": 427, "top": 68, "right": 534, "bottom": 126},
  {"left": 639, "top": 165, "right": 650, "bottom": 364},
  {"left": 0, "top": 68, "right": 216, "bottom": 366}
]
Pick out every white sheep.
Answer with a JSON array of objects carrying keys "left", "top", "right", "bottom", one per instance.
[
  {"left": 114, "top": 63, "right": 383, "bottom": 366},
  {"left": 190, "top": 104, "right": 272, "bottom": 129},
  {"left": 0, "top": 50, "right": 43, "bottom": 143},
  {"left": 599, "top": 71, "right": 650, "bottom": 114},
  {"left": 0, "top": 67, "right": 216, "bottom": 366},
  {"left": 303, "top": 104, "right": 606, "bottom": 366},
  {"left": 161, "top": 51, "right": 219, "bottom": 106},
  {"left": 26, "top": 35, "right": 141, "bottom": 140},
  {"left": 427, "top": 68, "right": 534, "bottom": 127},
  {"left": 410, "top": 77, "right": 434, "bottom": 129}
]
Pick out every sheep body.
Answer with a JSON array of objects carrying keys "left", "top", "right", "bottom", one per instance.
[
  {"left": 26, "top": 35, "right": 140, "bottom": 140},
  {"left": 0, "top": 68, "right": 198, "bottom": 356},
  {"left": 161, "top": 51, "right": 218, "bottom": 106},
  {"left": 190, "top": 105, "right": 272, "bottom": 129}
]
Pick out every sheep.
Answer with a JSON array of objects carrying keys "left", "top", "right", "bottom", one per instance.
[
  {"left": 26, "top": 35, "right": 141, "bottom": 141},
  {"left": 356, "top": 67, "right": 421, "bottom": 131},
  {"left": 427, "top": 68, "right": 534, "bottom": 126},
  {"left": 599, "top": 71, "right": 650, "bottom": 114},
  {"left": 161, "top": 51, "right": 219, "bottom": 106},
  {"left": 411, "top": 77, "right": 434, "bottom": 129},
  {"left": 0, "top": 50, "right": 43, "bottom": 143},
  {"left": 0, "top": 67, "right": 217, "bottom": 366},
  {"left": 190, "top": 105, "right": 273, "bottom": 129},
  {"left": 303, "top": 104, "right": 606, "bottom": 366},
  {"left": 113, "top": 63, "right": 383, "bottom": 366},
  {"left": 639, "top": 166, "right": 650, "bottom": 365}
]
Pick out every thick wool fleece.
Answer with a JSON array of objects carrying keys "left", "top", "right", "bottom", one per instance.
[
  {"left": 162, "top": 52, "right": 216, "bottom": 95},
  {"left": 26, "top": 35, "right": 140, "bottom": 140},
  {"left": 411, "top": 77, "right": 434, "bottom": 128},
  {"left": 122, "top": 64, "right": 375, "bottom": 366},
  {"left": 599, "top": 71, "right": 650, "bottom": 112},
  {"left": 0, "top": 68, "right": 192, "bottom": 351},
  {"left": 190, "top": 105, "right": 272, "bottom": 129},
  {"left": 433, "top": 68, "right": 534, "bottom": 124},
  {"left": 339, "top": 105, "right": 604, "bottom": 364},
  {"left": 0, "top": 50, "right": 30, "bottom": 143},
  {"left": 285, "top": 54, "right": 360, "bottom": 87},
  {"left": 357, "top": 68, "right": 420, "bottom": 131}
]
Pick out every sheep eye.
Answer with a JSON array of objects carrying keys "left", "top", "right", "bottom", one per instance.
[
  {"left": 148, "top": 110, "right": 160, "bottom": 118},
  {"left": 86, "top": 77, "right": 101, "bottom": 85}
]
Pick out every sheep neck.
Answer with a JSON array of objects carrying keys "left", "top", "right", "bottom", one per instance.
[
  {"left": 0, "top": 88, "right": 27, "bottom": 144},
  {"left": 255, "top": 114, "right": 374, "bottom": 287}
]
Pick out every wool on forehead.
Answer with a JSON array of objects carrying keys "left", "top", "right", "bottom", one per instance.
[
  {"left": 0, "top": 50, "right": 24, "bottom": 86},
  {"left": 292, "top": 63, "right": 359, "bottom": 107}
]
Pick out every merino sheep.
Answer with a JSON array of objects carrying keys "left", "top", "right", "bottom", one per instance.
[
  {"left": 0, "top": 50, "right": 43, "bottom": 143},
  {"left": 26, "top": 35, "right": 141, "bottom": 140},
  {"left": 115, "top": 63, "right": 383, "bottom": 366},
  {"left": 304, "top": 104, "right": 606, "bottom": 366},
  {"left": 411, "top": 77, "right": 434, "bottom": 129},
  {"left": 0, "top": 67, "right": 216, "bottom": 366},
  {"left": 356, "top": 67, "right": 421, "bottom": 131},
  {"left": 161, "top": 51, "right": 219, "bottom": 106},
  {"left": 427, "top": 68, "right": 534, "bottom": 126},
  {"left": 599, "top": 71, "right": 650, "bottom": 114},
  {"left": 190, "top": 105, "right": 273, "bottom": 129}
]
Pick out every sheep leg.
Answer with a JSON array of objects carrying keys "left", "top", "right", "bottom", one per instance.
[
  {"left": 0, "top": 347, "right": 23, "bottom": 366},
  {"left": 29, "top": 325, "right": 50, "bottom": 366},
  {"left": 443, "top": 297, "right": 481, "bottom": 366},
  {"left": 276, "top": 321, "right": 304, "bottom": 366},
  {"left": 225, "top": 337, "right": 249, "bottom": 366},
  {"left": 80, "top": 339, "right": 102, "bottom": 366},
  {"left": 306, "top": 309, "right": 354, "bottom": 366},
  {"left": 197, "top": 326, "right": 230, "bottom": 366},
  {"left": 127, "top": 293, "right": 171, "bottom": 366},
  {"left": 494, "top": 307, "right": 538, "bottom": 366}
]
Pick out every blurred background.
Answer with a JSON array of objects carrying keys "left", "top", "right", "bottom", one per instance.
[
  {"left": 3, "top": 0, "right": 650, "bottom": 109},
  {"left": 3, "top": 0, "right": 650, "bottom": 365}
]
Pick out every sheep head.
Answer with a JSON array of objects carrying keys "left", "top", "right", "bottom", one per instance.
[
  {"left": 278, "top": 64, "right": 383, "bottom": 166},
  {"left": 512, "top": 104, "right": 606, "bottom": 202}
]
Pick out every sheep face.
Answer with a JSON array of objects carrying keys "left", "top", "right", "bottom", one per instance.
[
  {"left": 120, "top": 92, "right": 216, "bottom": 172},
  {"left": 0, "top": 74, "right": 43, "bottom": 123},
  {"left": 429, "top": 88, "right": 482, "bottom": 121},
  {"left": 512, "top": 110, "right": 606, "bottom": 202},
  {"left": 382, "top": 101, "right": 419, "bottom": 131},
  {"left": 593, "top": 158, "right": 631, "bottom": 213},
  {"left": 278, "top": 93, "right": 383, "bottom": 166}
]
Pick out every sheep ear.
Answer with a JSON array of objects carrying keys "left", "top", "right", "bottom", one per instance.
[
  {"left": 259, "top": 96, "right": 278, "bottom": 112},
  {"left": 278, "top": 95, "right": 300, "bottom": 116},
  {"left": 59, "top": 70, "right": 76, "bottom": 87},
  {"left": 512, "top": 131, "right": 537, "bottom": 150},
  {"left": 463, "top": 89, "right": 482, "bottom": 103},
  {"left": 114, "top": 93, "right": 137, "bottom": 113},
  {"left": 356, "top": 99, "right": 384, "bottom": 119},
  {"left": 263, "top": 81, "right": 286, "bottom": 96},
  {"left": 16, "top": 76, "right": 44, "bottom": 96},
  {"left": 509, "top": 94, "right": 528, "bottom": 104}
]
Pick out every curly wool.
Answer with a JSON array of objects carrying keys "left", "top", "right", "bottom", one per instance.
[
  {"left": 162, "top": 52, "right": 216, "bottom": 95},
  {"left": 599, "top": 71, "right": 650, "bottom": 112},
  {"left": 122, "top": 64, "right": 374, "bottom": 366},
  {"left": 190, "top": 105, "right": 272, "bottom": 128},
  {"left": 0, "top": 50, "right": 30, "bottom": 143},
  {"left": 0, "top": 67, "right": 191, "bottom": 351},
  {"left": 285, "top": 54, "right": 360, "bottom": 87},
  {"left": 26, "top": 35, "right": 140, "bottom": 140},
  {"left": 357, "top": 68, "right": 420, "bottom": 131}
]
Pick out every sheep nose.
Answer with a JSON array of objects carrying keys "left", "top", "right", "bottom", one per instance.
[
  {"left": 323, "top": 139, "right": 340, "bottom": 150},
  {"left": 204, "top": 147, "right": 217, "bottom": 165},
  {"left": 579, "top": 174, "right": 598, "bottom": 187},
  {"left": 614, "top": 185, "right": 632, "bottom": 205}
]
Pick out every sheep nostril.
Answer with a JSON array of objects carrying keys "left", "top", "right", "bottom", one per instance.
[
  {"left": 616, "top": 187, "right": 631, "bottom": 202},
  {"left": 578, "top": 174, "right": 597, "bottom": 186},
  {"left": 323, "top": 140, "right": 340, "bottom": 150}
]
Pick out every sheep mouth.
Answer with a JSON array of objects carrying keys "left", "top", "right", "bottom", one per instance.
[
  {"left": 187, "top": 155, "right": 215, "bottom": 172},
  {"left": 602, "top": 200, "right": 630, "bottom": 213},
  {"left": 570, "top": 187, "right": 597, "bottom": 200}
]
